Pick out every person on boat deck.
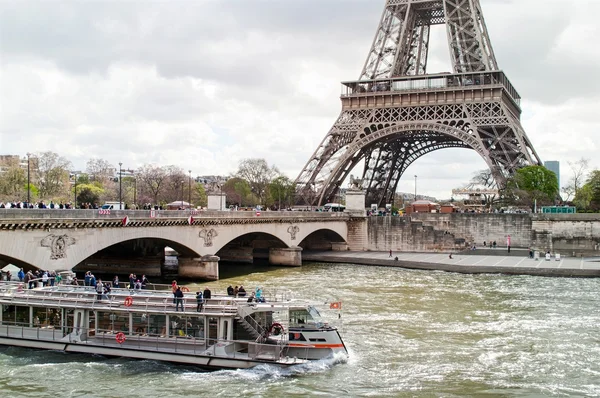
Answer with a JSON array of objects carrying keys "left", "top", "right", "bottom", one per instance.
[
  {"left": 203, "top": 286, "right": 211, "bottom": 300},
  {"left": 234, "top": 286, "right": 239, "bottom": 297},
  {"left": 174, "top": 287, "right": 184, "bottom": 311},
  {"left": 89, "top": 274, "right": 97, "bottom": 288},
  {"left": 227, "top": 285, "right": 234, "bottom": 296},
  {"left": 247, "top": 292, "right": 256, "bottom": 303},
  {"left": 141, "top": 275, "right": 149, "bottom": 289},
  {"left": 113, "top": 276, "right": 119, "bottom": 288},
  {"left": 55, "top": 273, "right": 62, "bottom": 285},
  {"left": 134, "top": 280, "right": 142, "bottom": 290},
  {"left": 41, "top": 272, "right": 48, "bottom": 287},
  {"left": 18, "top": 268, "right": 24, "bottom": 282},
  {"left": 49, "top": 271, "right": 56, "bottom": 287},
  {"left": 129, "top": 274, "right": 136, "bottom": 289},
  {"left": 172, "top": 280, "right": 179, "bottom": 304},
  {"left": 238, "top": 285, "right": 246, "bottom": 297},
  {"left": 195, "top": 291, "right": 204, "bottom": 312},
  {"left": 96, "top": 280, "right": 104, "bottom": 300},
  {"left": 255, "top": 287, "right": 264, "bottom": 303}
]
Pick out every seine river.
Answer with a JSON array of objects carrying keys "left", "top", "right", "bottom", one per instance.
[{"left": 1, "top": 262, "right": 600, "bottom": 397}]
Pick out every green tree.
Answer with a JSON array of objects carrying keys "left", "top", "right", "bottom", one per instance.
[
  {"left": 581, "top": 170, "right": 600, "bottom": 211},
  {"left": 36, "top": 151, "right": 72, "bottom": 199},
  {"left": 0, "top": 163, "right": 26, "bottom": 200},
  {"left": 223, "top": 177, "right": 251, "bottom": 207},
  {"left": 193, "top": 182, "right": 207, "bottom": 207},
  {"left": 503, "top": 165, "right": 559, "bottom": 209},
  {"left": 235, "top": 158, "right": 279, "bottom": 204},
  {"left": 269, "top": 176, "right": 296, "bottom": 209}
]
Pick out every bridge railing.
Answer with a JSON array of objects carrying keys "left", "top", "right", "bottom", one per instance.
[{"left": 0, "top": 209, "right": 349, "bottom": 220}]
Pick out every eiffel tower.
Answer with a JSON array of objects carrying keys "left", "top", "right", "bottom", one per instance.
[{"left": 295, "top": 0, "right": 542, "bottom": 207}]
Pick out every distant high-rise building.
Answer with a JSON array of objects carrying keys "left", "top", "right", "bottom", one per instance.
[{"left": 544, "top": 161, "right": 560, "bottom": 188}]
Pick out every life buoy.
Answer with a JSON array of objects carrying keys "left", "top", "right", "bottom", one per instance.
[
  {"left": 181, "top": 286, "right": 190, "bottom": 292},
  {"left": 268, "top": 322, "right": 284, "bottom": 336},
  {"left": 115, "top": 332, "right": 126, "bottom": 344},
  {"left": 124, "top": 296, "right": 133, "bottom": 307},
  {"left": 293, "top": 333, "right": 301, "bottom": 340}
]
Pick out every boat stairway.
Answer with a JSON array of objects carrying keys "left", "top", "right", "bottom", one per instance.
[{"left": 235, "top": 315, "right": 265, "bottom": 341}]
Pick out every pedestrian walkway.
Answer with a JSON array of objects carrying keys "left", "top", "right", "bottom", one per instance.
[{"left": 303, "top": 251, "right": 600, "bottom": 277}]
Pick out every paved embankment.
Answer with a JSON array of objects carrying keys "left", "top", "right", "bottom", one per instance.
[{"left": 303, "top": 251, "right": 600, "bottom": 278}]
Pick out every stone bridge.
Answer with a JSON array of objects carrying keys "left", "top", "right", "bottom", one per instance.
[{"left": 0, "top": 209, "right": 367, "bottom": 280}]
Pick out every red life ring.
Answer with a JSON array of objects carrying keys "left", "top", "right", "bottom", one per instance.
[
  {"left": 268, "top": 322, "right": 284, "bottom": 336},
  {"left": 115, "top": 332, "right": 126, "bottom": 344},
  {"left": 181, "top": 286, "right": 190, "bottom": 292},
  {"left": 124, "top": 296, "right": 133, "bottom": 307}
]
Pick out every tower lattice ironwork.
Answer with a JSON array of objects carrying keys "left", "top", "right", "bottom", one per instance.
[{"left": 295, "top": 0, "right": 541, "bottom": 207}]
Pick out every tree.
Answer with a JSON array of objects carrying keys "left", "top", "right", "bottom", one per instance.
[
  {"left": 86, "top": 158, "right": 114, "bottom": 184},
  {"left": 503, "top": 165, "right": 559, "bottom": 209},
  {"left": 75, "top": 184, "right": 103, "bottom": 206},
  {"left": 0, "top": 161, "right": 26, "bottom": 200},
  {"left": 137, "top": 164, "right": 168, "bottom": 205},
  {"left": 193, "top": 182, "right": 207, "bottom": 207},
  {"left": 235, "top": 159, "right": 279, "bottom": 204},
  {"left": 36, "top": 151, "right": 72, "bottom": 199},
  {"left": 580, "top": 170, "right": 600, "bottom": 211},
  {"left": 269, "top": 176, "right": 296, "bottom": 209},
  {"left": 163, "top": 166, "right": 187, "bottom": 204},
  {"left": 562, "top": 158, "right": 589, "bottom": 202},
  {"left": 223, "top": 177, "right": 251, "bottom": 207}
]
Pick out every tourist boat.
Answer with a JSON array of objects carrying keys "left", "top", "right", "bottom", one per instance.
[{"left": 0, "top": 281, "right": 347, "bottom": 370}]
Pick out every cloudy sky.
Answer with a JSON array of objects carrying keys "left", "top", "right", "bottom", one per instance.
[{"left": 1, "top": 0, "right": 599, "bottom": 200}]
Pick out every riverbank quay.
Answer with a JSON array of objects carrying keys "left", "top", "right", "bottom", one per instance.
[{"left": 303, "top": 251, "right": 600, "bottom": 278}]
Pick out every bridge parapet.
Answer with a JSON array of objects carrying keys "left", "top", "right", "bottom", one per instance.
[{"left": 0, "top": 209, "right": 350, "bottom": 230}]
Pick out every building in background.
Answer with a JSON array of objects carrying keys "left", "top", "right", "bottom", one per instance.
[{"left": 544, "top": 161, "right": 560, "bottom": 189}]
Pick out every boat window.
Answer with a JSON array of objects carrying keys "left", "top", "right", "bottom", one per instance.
[
  {"left": 307, "top": 306, "right": 322, "bottom": 321},
  {"left": 148, "top": 314, "right": 166, "bottom": 337},
  {"left": 169, "top": 315, "right": 204, "bottom": 339},
  {"left": 309, "top": 338, "right": 327, "bottom": 342},
  {"left": 97, "top": 311, "right": 129, "bottom": 334},
  {"left": 289, "top": 309, "right": 311, "bottom": 326},
  {"left": 32, "top": 307, "right": 61, "bottom": 329},
  {"left": 289, "top": 332, "right": 307, "bottom": 341},
  {"left": 2, "top": 305, "right": 29, "bottom": 326}
]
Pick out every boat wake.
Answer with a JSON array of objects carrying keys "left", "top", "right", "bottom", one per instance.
[{"left": 182, "top": 352, "right": 349, "bottom": 382}]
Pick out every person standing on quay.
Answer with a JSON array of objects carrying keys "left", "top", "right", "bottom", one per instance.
[{"left": 389, "top": 250, "right": 392, "bottom": 258}]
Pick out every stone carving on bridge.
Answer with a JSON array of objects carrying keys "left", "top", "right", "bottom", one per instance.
[
  {"left": 40, "top": 234, "right": 76, "bottom": 260},
  {"left": 287, "top": 225, "right": 300, "bottom": 240},
  {"left": 199, "top": 228, "right": 218, "bottom": 247}
]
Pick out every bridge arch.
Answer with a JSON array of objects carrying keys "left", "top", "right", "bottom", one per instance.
[{"left": 298, "top": 228, "right": 347, "bottom": 251}]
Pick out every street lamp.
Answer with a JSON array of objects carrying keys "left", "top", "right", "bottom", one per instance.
[
  {"left": 74, "top": 174, "right": 78, "bottom": 208},
  {"left": 181, "top": 180, "right": 184, "bottom": 209},
  {"left": 414, "top": 175, "right": 417, "bottom": 201},
  {"left": 219, "top": 182, "right": 223, "bottom": 211},
  {"left": 26, "top": 153, "right": 31, "bottom": 207},
  {"left": 119, "top": 162, "right": 123, "bottom": 210},
  {"left": 133, "top": 177, "right": 137, "bottom": 210},
  {"left": 188, "top": 170, "right": 192, "bottom": 208}
]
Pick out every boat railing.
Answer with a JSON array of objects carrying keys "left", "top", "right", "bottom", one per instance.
[{"left": 0, "top": 323, "right": 287, "bottom": 360}]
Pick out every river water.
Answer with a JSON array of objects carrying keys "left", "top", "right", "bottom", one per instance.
[{"left": 1, "top": 262, "right": 600, "bottom": 397}]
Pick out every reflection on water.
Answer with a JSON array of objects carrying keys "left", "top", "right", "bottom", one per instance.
[{"left": 2, "top": 263, "right": 600, "bottom": 397}]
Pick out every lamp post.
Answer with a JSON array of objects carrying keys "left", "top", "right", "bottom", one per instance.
[
  {"left": 119, "top": 162, "right": 123, "bottom": 210},
  {"left": 414, "top": 175, "right": 417, "bottom": 201},
  {"left": 219, "top": 182, "right": 223, "bottom": 211},
  {"left": 133, "top": 177, "right": 137, "bottom": 210},
  {"left": 188, "top": 170, "right": 192, "bottom": 208},
  {"left": 74, "top": 174, "right": 77, "bottom": 208},
  {"left": 181, "top": 180, "right": 184, "bottom": 209},
  {"left": 26, "top": 153, "right": 31, "bottom": 207}
]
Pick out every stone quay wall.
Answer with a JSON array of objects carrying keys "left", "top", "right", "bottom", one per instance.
[{"left": 367, "top": 213, "right": 600, "bottom": 256}]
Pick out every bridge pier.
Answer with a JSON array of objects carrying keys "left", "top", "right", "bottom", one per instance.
[
  {"left": 178, "top": 255, "right": 219, "bottom": 280},
  {"left": 269, "top": 247, "right": 302, "bottom": 267}
]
